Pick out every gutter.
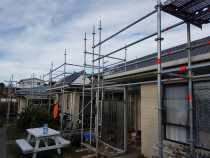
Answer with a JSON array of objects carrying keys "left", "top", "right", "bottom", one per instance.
[{"left": 104, "top": 53, "right": 210, "bottom": 82}]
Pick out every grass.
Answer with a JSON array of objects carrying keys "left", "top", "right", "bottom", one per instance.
[
  {"left": 7, "top": 144, "right": 89, "bottom": 158},
  {"left": 0, "top": 117, "right": 16, "bottom": 127},
  {"left": 7, "top": 125, "right": 26, "bottom": 141},
  {"left": 7, "top": 144, "right": 32, "bottom": 158},
  {"left": 6, "top": 124, "right": 89, "bottom": 158},
  {"left": 0, "top": 117, "right": 7, "bottom": 127}
]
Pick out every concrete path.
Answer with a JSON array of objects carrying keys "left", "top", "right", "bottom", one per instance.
[
  {"left": 116, "top": 145, "right": 140, "bottom": 158},
  {"left": 0, "top": 125, "right": 7, "bottom": 158}
]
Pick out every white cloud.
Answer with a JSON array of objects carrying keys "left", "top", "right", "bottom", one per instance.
[{"left": 0, "top": 0, "right": 209, "bottom": 84}]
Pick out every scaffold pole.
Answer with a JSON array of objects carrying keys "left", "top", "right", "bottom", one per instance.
[
  {"left": 61, "top": 49, "right": 67, "bottom": 131},
  {"left": 89, "top": 26, "right": 95, "bottom": 156},
  {"left": 187, "top": 22, "right": 194, "bottom": 157},
  {"left": 157, "top": 0, "right": 163, "bottom": 157},
  {"left": 96, "top": 21, "right": 102, "bottom": 156},
  {"left": 81, "top": 33, "right": 87, "bottom": 151},
  {"left": 94, "top": 21, "right": 184, "bottom": 61},
  {"left": 49, "top": 61, "right": 53, "bottom": 115}
]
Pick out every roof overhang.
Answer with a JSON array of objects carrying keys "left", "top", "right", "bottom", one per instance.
[
  {"left": 47, "top": 85, "right": 69, "bottom": 91},
  {"left": 25, "top": 95, "right": 51, "bottom": 99},
  {"left": 104, "top": 53, "right": 210, "bottom": 83}
]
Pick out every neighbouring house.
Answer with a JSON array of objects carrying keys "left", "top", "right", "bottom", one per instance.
[
  {"left": 18, "top": 78, "right": 44, "bottom": 89},
  {"left": 15, "top": 85, "right": 54, "bottom": 113},
  {"left": 49, "top": 71, "right": 92, "bottom": 129},
  {"left": 102, "top": 36, "right": 210, "bottom": 157}
]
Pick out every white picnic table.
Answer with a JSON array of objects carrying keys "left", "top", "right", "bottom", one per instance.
[{"left": 16, "top": 127, "right": 70, "bottom": 158}]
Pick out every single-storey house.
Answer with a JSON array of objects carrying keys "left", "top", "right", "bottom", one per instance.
[
  {"left": 49, "top": 71, "right": 93, "bottom": 129},
  {"left": 102, "top": 36, "right": 210, "bottom": 157},
  {"left": 18, "top": 78, "right": 44, "bottom": 89},
  {"left": 15, "top": 85, "right": 53, "bottom": 113}
]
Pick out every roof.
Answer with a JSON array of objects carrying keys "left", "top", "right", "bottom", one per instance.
[
  {"left": 52, "top": 72, "right": 82, "bottom": 88},
  {"left": 18, "top": 86, "right": 49, "bottom": 93},
  {"left": 91, "top": 76, "right": 109, "bottom": 87},
  {"left": 18, "top": 78, "right": 44, "bottom": 83},
  {"left": 162, "top": 0, "right": 210, "bottom": 28},
  {"left": 108, "top": 36, "right": 210, "bottom": 76},
  {"left": 16, "top": 85, "right": 53, "bottom": 96}
]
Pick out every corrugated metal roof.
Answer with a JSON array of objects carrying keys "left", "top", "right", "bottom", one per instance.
[{"left": 109, "top": 36, "right": 210, "bottom": 75}]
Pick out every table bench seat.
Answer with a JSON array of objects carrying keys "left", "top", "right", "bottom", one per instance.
[
  {"left": 57, "top": 137, "right": 70, "bottom": 146},
  {"left": 16, "top": 139, "right": 33, "bottom": 154}
]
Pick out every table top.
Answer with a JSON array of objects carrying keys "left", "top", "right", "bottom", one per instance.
[{"left": 27, "top": 127, "right": 60, "bottom": 138}]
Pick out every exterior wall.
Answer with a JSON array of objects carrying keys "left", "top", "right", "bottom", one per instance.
[
  {"left": 19, "top": 79, "right": 44, "bottom": 88},
  {"left": 72, "top": 76, "right": 90, "bottom": 85},
  {"left": 141, "top": 84, "right": 180, "bottom": 157},
  {"left": 137, "top": 92, "right": 141, "bottom": 131},
  {"left": 18, "top": 97, "right": 27, "bottom": 113},
  {"left": 141, "top": 84, "right": 210, "bottom": 157},
  {"left": 54, "top": 94, "right": 59, "bottom": 104},
  {"left": 72, "top": 93, "right": 80, "bottom": 128},
  {"left": 141, "top": 84, "right": 159, "bottom": 157},
  {"left": 59, "top": 93, "right": 72, "bottom": 114},
  {"left": 63, "top": 95, "right": 68, "bottom": 113},
  {"left": 58, "top": 92, "right": 80, "bottom": 128}
]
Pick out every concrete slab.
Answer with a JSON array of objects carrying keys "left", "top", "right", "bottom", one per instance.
[{"left": 116, "top": 145, "right": 141, "bottom": 158}]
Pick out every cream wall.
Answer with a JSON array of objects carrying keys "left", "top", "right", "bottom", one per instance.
[
  {"left": 71, "top": 93, "right": 80, "bottom": 128},
  {"left": 141, "top": 84, "right": 181, "bottom": 157},
  {"left": 18, "top": 97, "right": 27, "bottom": 113},
  {"left": 137, "top": 92, "right": 141, "bottom": 131},
  {"left": 58, "top": 92, "right": 80, "bottom": 128},
  {"left": 141, "top": 84, "right": 159, "bottom": 157}
]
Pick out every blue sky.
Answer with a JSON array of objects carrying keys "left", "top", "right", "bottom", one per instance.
[{"left": 0, "top": 0, "right": 209, "bottom": 84}]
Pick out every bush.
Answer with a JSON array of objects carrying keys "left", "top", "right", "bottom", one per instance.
[{"left": 16, "top": 104, "right": 59, "bottom": 131}]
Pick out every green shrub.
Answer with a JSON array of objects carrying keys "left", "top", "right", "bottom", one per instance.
[{"left": 16, "top": 104, "right": 59, "bottom": 131}]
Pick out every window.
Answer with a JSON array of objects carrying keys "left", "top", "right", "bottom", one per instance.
[
  {"left": 164, "top": 85, "right": 189, "bottom": 143},
  {"left": 194, "top": 82, "right": 210, "bottom": 149},
  {"left": 164, "top": 82, "right": 210, "bottom": 149}
]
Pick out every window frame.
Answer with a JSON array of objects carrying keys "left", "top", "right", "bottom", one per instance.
[
  {"left": 163, "top": 81, "right": 210, "bottom": 151},
  {"left": 163, "top": 83, "right": 190, "bottom": 144}
]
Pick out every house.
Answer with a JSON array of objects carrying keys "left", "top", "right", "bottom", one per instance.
[
  {"left": 49, "top": 71, "right": 92, "bottom": 129},
  {"left": 102, "top": 36, "right": 210, "bottom": 157},
  {"left": 15, "top": 85, "right": 53, "bottom": 113},
  {"left": 18, "top": 78, "right": 44, "bottom": 89}
]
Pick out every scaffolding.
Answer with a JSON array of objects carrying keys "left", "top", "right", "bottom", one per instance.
[
  {"left": 4, "top": 75, "right": 17, "bottom": 125},
  {"left": 10, "top": 0, "right": 209, "bottom": 157},
  {"left": 42, "top": 45, "right": 104, "bottom": 137},
  {"left": 80, "top": 0, "right": 210, "bottom": 157}
]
